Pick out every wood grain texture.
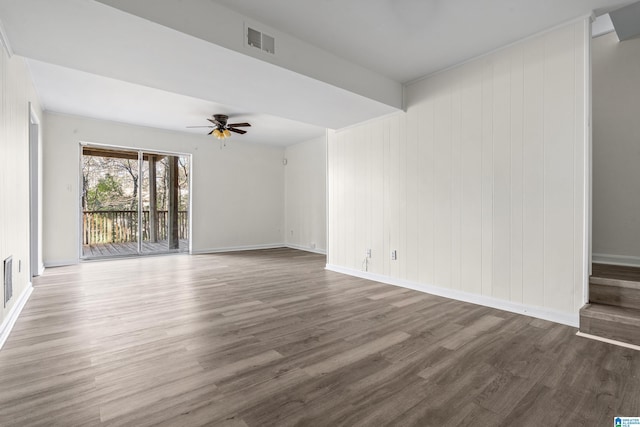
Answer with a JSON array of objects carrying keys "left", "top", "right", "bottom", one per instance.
[
  {"left": 0, "top": 248, "right": 638, "bottom": 426},
  {"left": 582, "top": 263, "right": 640, "bottom": 344},
  {"left": 593, "top": 263, "right": 640, "bottom": 282},
  {"left": 580, "top": 303, "right": 640, "bottom": 346},
  {"left": 590, "top": 280, "right": 640, "bottom": 310}
]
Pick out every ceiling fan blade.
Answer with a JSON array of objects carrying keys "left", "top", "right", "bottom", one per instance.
[
  {"left": 228, "top": 127, "right": 247, "bottom": 134},
  {"left": 186, "top": 125, "right": 214, "bottom": 128},
  {"left": 207, "top": 130, "right": 215, "bottom": 135},
  {"left": 227, "top": 122, "right": 251, "bottom": 127},
  {"left": 207, "top": 118, "right": 223, "bottom": 127}
]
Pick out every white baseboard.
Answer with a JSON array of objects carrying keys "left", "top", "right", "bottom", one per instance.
[
  {"left": 325, "top": 264, "right": 579, "bottom": 327},
  {"left": 592, "top": 253, "right": 640, "bottom": 268},
  {"left": 285, "top": 243, "right": 327, "bottom": 255},
  {"left": 0, "top": 283, "right": 34, "bottom": 350},
  {"left": 44, "top": 259, "right": 79, "bottom": 268},
  {"left": 192, "top": 243, "right": 286, "bottom": 255}
]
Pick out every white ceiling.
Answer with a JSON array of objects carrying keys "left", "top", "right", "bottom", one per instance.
[
  {"left": 26, "top": 59, "right": 325, "bottom": 147},
  {"left": 0, "top": 0, "right": 394, "bottom": 145},
  {"left": 0, "top": 0, "right": 633, "bottom": 146},
  {"left": 211, "top": 0, "right": 633, "bottom": 82}
]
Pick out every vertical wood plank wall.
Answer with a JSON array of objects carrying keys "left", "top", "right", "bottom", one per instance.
[{"left": 327, "top": 20, "right": 589, "bottom": 323}]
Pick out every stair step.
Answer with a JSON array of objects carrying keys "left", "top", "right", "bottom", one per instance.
[
  {"left": 589, "top": 276, "right": 640, "bottom": 309},
  {"left": 592, "top": 263, "right": 640, "bottom": 282},
  {"left": 580, "top": 303, "right": 640, "bottom": 346}
]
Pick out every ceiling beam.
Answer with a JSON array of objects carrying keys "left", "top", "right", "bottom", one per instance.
[{"left": 610, "top": 1, "right": 640, "bottom": 41}]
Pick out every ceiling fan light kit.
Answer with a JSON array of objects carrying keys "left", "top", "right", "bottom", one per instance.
[
  {"left": 212, "top": 128, "right": 230, "bottom": 140},
  {"left": 187, "top": 114, "right": 251, "bottom": 142}
]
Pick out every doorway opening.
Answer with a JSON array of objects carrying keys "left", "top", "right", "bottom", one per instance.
[
  {"left": 29, "top": 104, "right": 42, "bottom": 276},
  {"left": 80, "top": 145, "right": 190, "bottom": 259}
]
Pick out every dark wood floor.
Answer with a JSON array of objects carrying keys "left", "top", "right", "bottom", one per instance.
[
  {"left": 593, "top": 262, "right": 640, "bottom": 282},
  {"left": 0, "top": 249, "right": 638, "bottom": 426},
  {"left": 82, "top": 239, "right": 189, "bottom": 258}
]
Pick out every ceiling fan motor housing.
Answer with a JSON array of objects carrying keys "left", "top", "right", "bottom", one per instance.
[{"left": 213, "top": 114, "right": 228, "bottom": 128}]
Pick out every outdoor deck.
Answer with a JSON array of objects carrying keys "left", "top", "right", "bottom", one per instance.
[{"left": 82, "top": 239, "right": 189, "bottom": 258}]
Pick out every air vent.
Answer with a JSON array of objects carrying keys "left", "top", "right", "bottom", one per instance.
[
  {"left": 246, "top": 26, "right": 275, "bottom": 55},
  {"left": 247, "top": 27, "right": 261, "bottom": 49},
  {"left": 262, "top": 34, "right": 275, "bottom": 54},
  {"left": 4, "top": 256, "right": 12, "bottom": 307}
]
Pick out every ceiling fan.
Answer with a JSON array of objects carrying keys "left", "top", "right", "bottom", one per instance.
[{"left": 187, "top": 114, "right": 251, "bottom": 140}]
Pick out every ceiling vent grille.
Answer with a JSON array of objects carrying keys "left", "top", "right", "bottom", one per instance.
[
  {"left": 246, "top": 26, "right": 275, "bottom": 54},
  {"left": 247, "top": 27, "right": 262, "bottom": 49}
]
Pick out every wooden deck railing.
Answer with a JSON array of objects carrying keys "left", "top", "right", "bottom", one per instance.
[{"left": 83, "top": 210, "right": 188, "bottom": 245}]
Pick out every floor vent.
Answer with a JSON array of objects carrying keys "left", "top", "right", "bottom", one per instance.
[
  {"left": 4, "top": 256, "right": 12, "bottom": 307},
  {"left": 246, "top": 26, "right": 275, "bottom": 54}
]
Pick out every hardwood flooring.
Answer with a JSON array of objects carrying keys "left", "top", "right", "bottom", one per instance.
[
  {"left": 582, "top": 263, "right": 640, "bottom": 345},
  {"left": 593, "top": 263, "right": 640, "bottom": 282},
  {"left": 1, "top": 248, "right": 638, "bottom": 426}
]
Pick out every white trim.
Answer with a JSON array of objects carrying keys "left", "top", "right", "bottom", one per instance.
[
  {"left": 583, "top": 17, "right": 593, "bottom": 305},
  {"left": 187, "top": 153, "right": 193, "bottom": 255},
  {"left": 592, "top": 253, "right": 640, "bottom": 268},
  {"left": 285, "top": 243, "right": 326, "bottom": 255},
  {"left": 0, "top": 283, "right": 33, "bottom": 350},
  {"left": 44, "top": 259, "right": 79, "bottom": 268},
  {"left": 29, "top": 103, "right": 42, "bottom": 278},
  {"left": 576, "top": 331, "right": 640, "bottom": 352},
  {"left": 326, "top": 264, "right": 579, "bottom": 327},
  {"left": 191, "top": 243, "right": 286, "bottom": 255},
  {"left": 325, "top": 129, "right": 332, "bottom": 262},
  {"left": 0, "top": 17, "right": 14, "bottom": 57},
  {"left": 78, "top": 143, "right": 83, "bottom": 261}
]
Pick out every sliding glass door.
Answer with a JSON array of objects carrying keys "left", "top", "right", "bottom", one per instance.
[
  {"left": 81, "top": 145, "right": 190, "bottom": 259},
  {"left": 140, "top": 153, "right": 190, "bottom": 254}
]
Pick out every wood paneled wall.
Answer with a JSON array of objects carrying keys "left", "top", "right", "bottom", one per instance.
[{"left": 327, "top": 20, "right": 589, "bottom": 321}]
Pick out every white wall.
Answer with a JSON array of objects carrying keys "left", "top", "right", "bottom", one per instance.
[
  {"left": 43, "top": 113, "right": 285, "bottom": 266},
  {"left": 284, "top": 135, "right": 326, "bottom": 253},
  {"left": 327, "top": 20, "right": 590, "bottom": 325},
  {"left": 0, "top": 46, "right": 43, "bottom": 332},
  {"left": 592, "top": 31, "right": 640, "bottom": 266}
]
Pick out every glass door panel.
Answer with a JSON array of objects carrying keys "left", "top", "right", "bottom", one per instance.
[
  {"left": 81, "top": 147, "right": 139, "bottom": 258},
  {"left": 141, "top": 153, "right": 190, "bottom": 254}
]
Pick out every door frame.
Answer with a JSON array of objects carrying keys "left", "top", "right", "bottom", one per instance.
[{"left": 28, "top": 103, "right": 43, "bottom": 277}]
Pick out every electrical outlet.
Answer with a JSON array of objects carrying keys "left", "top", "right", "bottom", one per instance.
[
  {"left": 391, "top": 250, "right": 397, "bottom": 260},
  {"left": 310, "top": 242, "right": 316, "bottom": 249},
  {"left": 366, "top": 249, "right": 372, "bottom": 258}
]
